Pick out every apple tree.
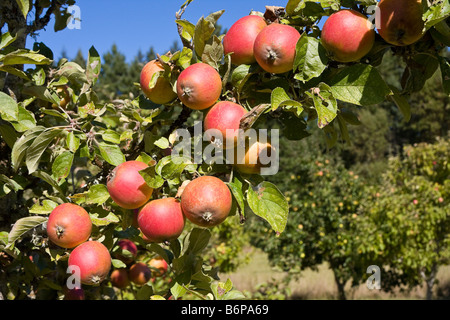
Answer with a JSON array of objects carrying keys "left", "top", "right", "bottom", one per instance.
[{"left": 1, "top": 0, "right": 449, "bottom": 300}]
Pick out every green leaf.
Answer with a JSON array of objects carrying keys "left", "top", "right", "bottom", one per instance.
[
  {"left": 278, "top": 112, "right": 310, "bottom": 141},
  {"left": 328, "top": 64, "right": 391, "bottom": 106},
  {"left": 176, "top": 47, "right": 193, "bottom": 70},
  {"left": 305, "top": 82, "right": 338, "bottom": 128},
  {"left": 29, "top": 199, "right": 58, "bottom": 215},
  {"left": 184, "top": 228, "right": 211, "bottom": 255},
  {"left": 86, "top": 46, "right": 101, "bottom": 85},
  {"left": 0, "top": 32, "right": 17, "bottom": 50},
  {"left": 388, "top": 86, "right": 411, "bottom": 122},
  {"left": 270, "top": 87, "right": 303, "bottom": 112},
  {"left": 10, "top": 106, "right": 37, "bottom": 132},
  {"left": 246, "top": 181, "right": 289, "bottom": 234},
  {"left": 139, "top": 166, "right": 164, "bottom": 189},
  {"left": 102, "top": 129, "right": 121, "bottom": 144},
  {"left": 0, "top": 124, "right": 19, "bottom": 148},
  {"left": 136, "top": 284, "right": 154, "bottom": 300},
  {"left": 0, "top": 174, "right": 24, "bottom": 196},
  {"left": 154, "top": 137, "right": 170, "bottom": 149},
  {"left": 86, "top": 184, "right": 110, "bottom": 205},
  {"left": 57, "top": 62, "right": 88, "bottom": 85},
  {"left": 97, "top": 142, "right": 126, "bottom": 166},
  {"left": 423, "top": 0, "right": 450, "bottom": 29},
  {"left": 7, "top": 216, "right": 48, "bottom": 248},
  {"left": 293, "top": 35, "right": 328, "bottom": 82},
  {"left": 11, "top": 126, "right": 46, "bottom": 171},
  {"left": 90, "top": 211, "right": 120, "bottom": 226},
  {"left": 227, "top": 178, "right": 245, "bottom": 214},
  {"left": 1, "top": 49, "right": 52, "bottom": 66},
  {"left": 52, "top": 151, "right": 74, "bottom": 181},
  {"left": 202, "top": 35, "right": 224, "bottom": 69},
  {"left": 15, "top": 0, "right": 30, "bottom": 18},
  {"left": 0, "top": 65, "right": 29, "bottom": 80},
  {"left": 170, "top": 282, "right": 187, "bottom": 300},
  {"left": 193, "top": 10, "right": 225, "bottom": 57},
  {"left": 66, "top": 131, "right": 80, "bottom": 153},
  {"left": 26, "top": 128, "right": 63, "bottom": 174},
  {"left": 111, "top": 259, "right": 127, "bottom": 269},
  {"left": 176, "top": 19, "right": 196, "bottom": 42},
  {"left": 0, "top": 92, "right": 19, "bottom": 122},
  {"left": 32, "top": 171, "right": 65, "bottom": 197}
]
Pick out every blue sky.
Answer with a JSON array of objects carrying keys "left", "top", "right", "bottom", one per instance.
[{"left": 29, "top": 0, "right": 289, "bottom": 63}]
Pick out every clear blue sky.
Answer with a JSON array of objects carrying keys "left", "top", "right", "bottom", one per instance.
[{"left": 29, "top": 0, "right": 288, "bottom": 63}]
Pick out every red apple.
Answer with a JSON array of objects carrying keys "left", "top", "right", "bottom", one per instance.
[
  {"left": 253, "top": 23, "right": 301, "bottom": 74},
  {"left": 321, "top": 9, "right": 375, "bottom": 62},
  {"left": 223, "top": 15, "right": 267, "bottom": 65}
]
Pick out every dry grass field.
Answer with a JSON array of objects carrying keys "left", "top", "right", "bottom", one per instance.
[{"left": 221, "top": 247, "right": 450, "bottom": 300}]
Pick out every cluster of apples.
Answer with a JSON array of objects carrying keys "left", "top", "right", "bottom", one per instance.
[
  {"left": 106, "top": 160, "right": 233, "bottom": 238},
  {"left": 110, "top": 239, "right": 169, "bottom": 289},
  {"left": 46, "top": 202, "right": 111, "bottom": 293},
  {"left": 320, "top": 0, "right": 425, "bottom": 63}
]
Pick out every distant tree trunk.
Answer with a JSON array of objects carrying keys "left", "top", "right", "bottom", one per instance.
[
  {"left": 332, "top": 268, "right": 347, "bottom": 300},
  {"left": 421, "top": 264, "right": 438, "bottom": 300}
]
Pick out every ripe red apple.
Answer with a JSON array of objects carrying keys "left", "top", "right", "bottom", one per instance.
[
  {"left": 107, "top": 160, "right": 153, "bottom": 210},
  {"left": 376, "top": 0, "right": 425, "bottom": 46},
  {"left": 234, "top": 138, "right": 274, "bottom": 175},
  {"left": 253, "top": 23, "right": 301, "bottom": 74},
  {"left": 110, "top": 268, "right": 130, "bottom": 289},
  {"left": 140, "top": 60, "right": 177, "bottom": 105},
  {"left": 114, "top": 239, "right": 138, "bottom": 265},
  {"left": 176, "top": 63, "right": 222, "bottom": 110},
  {"left": 203, "top": 101, "right": 247, "bottom": 149},
  {"left": 46, "top": 203, "right": 92, "bottom": 249},
  {"left": 129, "top": 262, "right": 152, "bottom": 285},
  {"left": 321, "top": 9, "right": 375, "bottom": 62},
  {"left": 223, "top": 15, "right": 267, "bottom": 65},
  {"left": 180, "top": 176, "right": 232, "bottom": 228},
  {"left": 68, "top": 241, "right": 111, "bottom": 286},
  {"left": 149, "top": 257, "right": 168, "bottom": 277},
  {"left": 137, "top": 197, "right": 185, "bottom": 243}
]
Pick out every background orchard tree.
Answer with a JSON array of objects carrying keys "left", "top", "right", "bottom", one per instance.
[
  {"left": 358, "top": 139, "right": 449, "bottom": 300},
  {"left": 0, "top": 0, "right": 449, "bottom": 300}
]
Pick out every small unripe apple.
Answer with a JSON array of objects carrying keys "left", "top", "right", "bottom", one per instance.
[
  {"left": 223, "top": 15, "right": 267, "bottom": 65},
  {"left": 321, "top": 9, "right": 375, "bottom": 62},
  {"left": 176, "top": 63, "right": 222, "bottom": 110},
  {"left": 140, "top": 60, "right": 177, "bottom": 105},
  {"left": 149, "top": 257, "right": 168, "bottom": 277},
  {"left": 110, "top": 268, "right": 130, "bottom": 289},
  {"left": 114, "top": 239, "right": 138, "bottom": 265},
  {"left": 376, "top": 0, "right": 425, "bottom": 46},
  {"left": 51, "top": 85, "right": 70, "bottom": 109},
  {"left": 253, "top": 23, "right": 301, "bottom": 74},
  {"left": 129, "top": 262, "right": 152, "bottom": 285}
]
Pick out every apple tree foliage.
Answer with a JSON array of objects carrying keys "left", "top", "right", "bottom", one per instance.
[{"left": 0, "top": 0, "right": 449, "bottom": 299}]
